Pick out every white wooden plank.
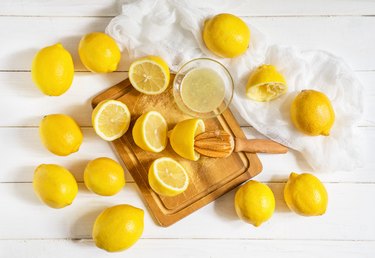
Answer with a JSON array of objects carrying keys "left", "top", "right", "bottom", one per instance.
[
  {"left": 0, "top": 127, "right": 133, "bottom": 183},
  {"left": 0, "top": 72, "right": 127, "bottom": 127},
  {"left": 0, "top": 182, "right": 374, "bottom": 240},
  {"left": 0, "top": 126, "right": 373, "bottom": 183},
  {"left": 2, "top": 239, "right": 375, "bottom": 258},
  {"left": 0, "top": 71, "right": 372, "bottom": 127},
  {"left": 0, "top": 16, "right": 374, "bottom": 71},
  {"left": 1, "top": 0, "right": 375, "bottom": 17}
]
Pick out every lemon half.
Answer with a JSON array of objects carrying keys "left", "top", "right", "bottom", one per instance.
[
  {"left": 148, "top": 157, "right": 189, "bottom": 197},
  {"left": 246, "top": 65, "right": 287, "bottom": 102},
  {"left": 169, "top": 118, "right": 205, "bottom": 161},
  {"left": 129, "top": 56, "right": 170, "bottom": 95},
  {"left": 92, "top": 100, "right": 131, "bottom": 141},
  {"left": 132, "top": 111, "right": 168, "bottom": 153}
]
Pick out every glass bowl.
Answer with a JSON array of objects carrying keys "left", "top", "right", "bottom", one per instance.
[{"left": 173, "top": 58, "right": 234, "bottom": 119}]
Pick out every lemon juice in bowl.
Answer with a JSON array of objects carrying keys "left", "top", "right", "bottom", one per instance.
[{"left": 173, "top": 58, "right": 234, "bottom": 118}]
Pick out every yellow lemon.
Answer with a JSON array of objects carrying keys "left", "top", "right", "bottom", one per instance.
[
  {"left": 169, "top": 118, "right": 205, "bottom": 161},
  {"left": 246, "top": 65, "right": 288, "bottom": 101},
  {"left": 148, "top": 157, "right": 189, "bottom": 197},
  {"left": 93, "top": 204, "right": 144, "bottom": 252},
  {"left": 78, "top": 32, "right": 121, "bottom": 73},
  {"left": 84, "top": 157, "right": 125, "bottom": 196},
  {"left": 31, "top": 43, "right": 74, "bottom": 96},
  {"left": 132, "top": 111, "right": 168, "bottom": 153},
  {"left": 33, "top": 164, "right": 78, "bottom": 208},
  {"left": 284, "top": 172, "right": 328, "bottom": 216},
  {"left": 203, "top": 13, "right": 250, "bottom": 58},
  {"left": 92, "top": 100, "right": 131, "bottom": 141},
  {"left": 234, "top": 180, "right": 275, "bottom": 227},
  {"left": 39, "top": 114, "right": 83, "bottom": 156},
  {"left": 290, "top": 90, "right": 335, "bottom": 136},
  {"left": 129, "top": 56, "right": 170, "bottom": 95}
]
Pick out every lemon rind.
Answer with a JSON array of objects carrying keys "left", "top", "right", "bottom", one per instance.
[
  {"left": 93, "top": 100, "right": 130, "bottom": 141},
  {"left": 129, "top": 59, "right": 170, "bottom": 95},
  {"left": 152, "top": 157, "right": 189, "bottom": 192}
]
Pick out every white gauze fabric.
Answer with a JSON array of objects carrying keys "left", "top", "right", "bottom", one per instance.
[{"left": 106, "top": 0, "right": 364, "bottom": 172}]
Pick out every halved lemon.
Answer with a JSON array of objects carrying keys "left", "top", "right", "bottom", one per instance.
[
  {"left": 132, "top": 111, "right": 168, "bottom": 153},
  {"left": 92, "top": 100, "right": 131, "bottom": 141},
  {"left": 169, "top": 119, "right": 205, "bottom": 161},
  {"left": 129, "top": 56, "right": 170, "bottom": 95},
  {"left": 246, "top": 64, "right": 287, "bottom": 102},
  {"left": 148, "top": 157, "right": 189, "bottom": 197}
]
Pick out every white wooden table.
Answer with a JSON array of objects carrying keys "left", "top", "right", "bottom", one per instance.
[{"left": 1, "top": 1, "right": 375, "bottom": 257}]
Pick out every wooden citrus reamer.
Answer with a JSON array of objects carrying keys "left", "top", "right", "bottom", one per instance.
[{"left": 194, "top": 130, "right": 288, "bottom": 158}]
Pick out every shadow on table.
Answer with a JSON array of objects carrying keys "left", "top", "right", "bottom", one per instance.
[
  {"left": 10, "top": 178, "right": 42, "bottom": 206},
  {"left": 213, "top": 188, "right": 238, "bottom": 221},
  {"left": 70, "top": 206, "right": 107, "bottom": 240}
]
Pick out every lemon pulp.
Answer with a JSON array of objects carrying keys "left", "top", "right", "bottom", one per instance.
[{"left": 148, "top": 157, "right": 189, "bottom": 196}]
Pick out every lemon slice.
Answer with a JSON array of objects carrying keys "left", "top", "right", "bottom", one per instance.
[
  {"left": 169, "top": 119, "right": 205, "bottom": 161},
  {"left": 132, "top": 111, "right": 168, "bottom": 153},
  {"left": 246, "top": 65, "right": 287, "bottom": 102},
  {"left": 148, "top": 157, "right": 189, "bottom": 196},
  {"left": 92, "top": 100, "right": 131, "bottom": 141},
  {"left": 129, "top": 56, "right": 170, "bottom": 95}
]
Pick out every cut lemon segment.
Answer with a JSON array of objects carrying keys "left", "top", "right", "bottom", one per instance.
[
  {"left": 132, "top": 111, "right": 168, "bottom": 153},
  {"left": 148, "top": 157, "right": 189, "bottom": 196},
  {"left": 169, "top": 119, "right": 205, "bottom": 161},
  {"left": 92, "top": 100, "right": 131, "bottom": 141},
  {"left": 129, "top": 56, "right": 170, "bottom": 95},
  {"left": 246, "top": 64, "right": 287, "bottom": 102}
]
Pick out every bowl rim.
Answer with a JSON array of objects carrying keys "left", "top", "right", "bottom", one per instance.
[{"left": 173, "top": 57, "right": 234, "bottom": 118}]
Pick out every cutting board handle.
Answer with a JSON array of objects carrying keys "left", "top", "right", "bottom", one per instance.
[{"left": 234, "top": 138, "right": 288, "bottom": 154}]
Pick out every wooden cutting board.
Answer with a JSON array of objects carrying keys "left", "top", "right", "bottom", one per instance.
[{"left": 92, "top": 76, "right": 263, "bottom": 226}]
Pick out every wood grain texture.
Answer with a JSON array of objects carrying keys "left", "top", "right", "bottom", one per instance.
[
  {"left": 0, "top": 71, "right": 373, "bottom": 127},
  {"left": 91, "top": 77, "right": 262, "bottom": 226},
  {"left": 0, "top": 126, "right": 373, "bottom": 183},
  {"left": 0, "top": 182, "right": 374, "bottom": 240},
  {"left": 0, "top": 17, "right": 374, "bottom": 71},
  {"left": 2, "top": 239, "right": 375, "bottom": 258},
  {"left": 1, "top": 0, "right": 375, "bottom": 16},
  {"left": 0, "top": 1, "right": 374, "bottom": 256}
]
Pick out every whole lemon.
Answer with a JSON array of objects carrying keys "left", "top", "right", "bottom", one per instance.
[
  {"left": 290, "top": 90, "right": 335, "bottom": 136},
  {"left": 78, "top": 32, "right": 121, "bottom": 73},
  {"left": 284, "top": 172, "right": 328, "bottom": 216},
  {"left": 84, "top": 157, "right": 125, "bottom": 196},
  {"left": 234, "top": 180, "right": 275, "bottom": 227},
  {"left": 93, "top": 204, "right": 144, "bottom": 252},
  {"left": 39, "top": 114, "right": 83, "bottom": 156},
  {"left": 203, "top": 13, "right": 250, "bottom": 58},
  {"left": 33, "top": 164, "right": 78, "bottom": 208},
  {"left": 31, "top": 43, "right": 74, "bottom": 96}
]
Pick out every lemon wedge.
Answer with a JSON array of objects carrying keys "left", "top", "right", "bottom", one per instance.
[
  {"left": 129, "top": 56, "right": 170, "bottom": 95},
  {"left": 132, "top": 111, "right": 168, "bottom": 153},
  {"left": 246, "top": 65, "right": 287, "bottom": 102},
  {"left": 169, "top": 119, "right": 205, "bottom": 161},
  {"left": 92, "top": 100, "right": 131, "bottom": 141},
  {"left": 148, "top": 157, "right": 189, "bottom": 197}
]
